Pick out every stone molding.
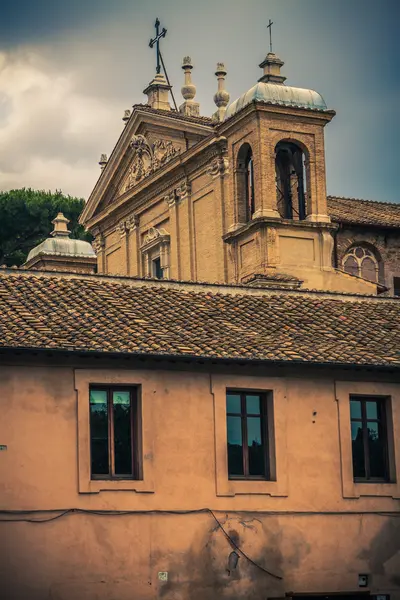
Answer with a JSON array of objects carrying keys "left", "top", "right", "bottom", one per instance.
[
  {"left": 92, "top": 236, "right": 105, "bottom": 254},
  {"left": 120, "top": 134, "right": 180, "bottom": 195},
  {"left": 142, "top": 227, "right": 170, "bottom": 250},
  {"left": 117, "top": 214, "right": 139, "bottom": 238},
  {"left": 207, "top": 156, "right": 229, "bottom": 179},
  {"left": 164, "top": 178, "right": 191, "bottom": 207},
  {"left": 141, "top": 227, "right": 171, "bottom": 279}
]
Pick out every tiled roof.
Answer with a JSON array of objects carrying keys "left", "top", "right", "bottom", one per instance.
[
  {"left": 131, "top": 104, "right": 215, "bottom": 127},
  {"left": 327, "top": 196, "right": 400, "bottom": 228},
  {"left": 0, "top": 271, "right": 399, "bottom": 368}
]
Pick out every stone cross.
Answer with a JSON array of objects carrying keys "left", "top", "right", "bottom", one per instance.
[{"left": 149, "top": 18, "right": 167, "bottom": 75}]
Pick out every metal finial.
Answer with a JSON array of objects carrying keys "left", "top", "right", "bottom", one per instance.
[
  {"left": 149, "top": 18, "right": 167, "bottom": 75},
  {"left": 267, "top": 19, "right": 273, "bottom": 53}
]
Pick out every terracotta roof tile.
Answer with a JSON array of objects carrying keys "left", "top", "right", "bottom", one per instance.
[
  {"left": 0, "top": 271, "right": 399, "bottom": 368},
  {"left": 131, "top": 104, "right": 215, "bottom": 127},
  {"left": 327, "top": 196, "right": 400, "bottom": 228}
]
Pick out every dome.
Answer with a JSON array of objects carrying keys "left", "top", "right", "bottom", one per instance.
[
  {"left": 224, "top": 81, "right": 327, "bottom": 120},
  {"left": 26, "top": 237, "right": 96, "bottom": 262},
  {"left": 23, "top": 212, "right": 97, "bottom": 274}
]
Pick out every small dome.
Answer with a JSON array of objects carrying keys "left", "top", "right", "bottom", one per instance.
[
  {"left": 26, "top": 237, "right": 96, "bottom": 262},
  {"left": 224, "top": 81, "right": 327, "bottom": 120}
]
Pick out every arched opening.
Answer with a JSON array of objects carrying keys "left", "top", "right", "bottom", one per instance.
[
  {"left": 342, "top": 245, "right": 382, "bottom": 283},
  {"left": 236, "top": 143, "right": 255, "bottom": 222},
  {"left": 275, "top": 141, "right": 308, "bottom": 220}
]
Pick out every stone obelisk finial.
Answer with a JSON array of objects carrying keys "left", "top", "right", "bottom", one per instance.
[
  {"left": 213, "top": 63, "right": 230, "bottom": 121},
  {"left": 99, "top": 154, "right": 108, "bottom": 170},
  {"left": 51, "top": 213, "right": 70, "bottom": 237},
  {"left": 179, "top": 57, "right": 200, "bottom": 117}
]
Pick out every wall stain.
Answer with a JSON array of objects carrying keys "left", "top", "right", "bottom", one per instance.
[
  {"left": 358, "top": 518, "right": 400, "bottom": 586},
  {"left": 157, "top": 514, "right": 286, "bottom": 600}
]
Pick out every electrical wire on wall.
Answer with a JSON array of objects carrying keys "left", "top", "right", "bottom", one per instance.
[{"left": 1, "top": 507, "right": 400, "bottom": 581}]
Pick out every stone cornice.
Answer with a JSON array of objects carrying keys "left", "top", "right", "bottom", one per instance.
[
  {"left": 223, "top": 216, "right": 338, "bottom": 243},
  {"left": 215, "top": 102, "right": 335, "bottom": 137},
  {"left": 84, "top": 135, "right": 226, "bottom": 231},
  {"left": 80, "top": 107, "right": 213, "bottom": 226}
]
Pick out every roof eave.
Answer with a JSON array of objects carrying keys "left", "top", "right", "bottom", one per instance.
[{"left": 1, "top": 346, "right": 399, "bottom": 373}]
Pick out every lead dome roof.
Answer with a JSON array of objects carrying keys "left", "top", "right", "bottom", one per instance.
[
  {"left": 26, "top": 212, "right": 95, "bottom": 262},
  {"left": 224, "top": 82, "right": 327, "bottom": 120},
  {"left": 223, "top": 51, "right": 328, "bottom": 120}
]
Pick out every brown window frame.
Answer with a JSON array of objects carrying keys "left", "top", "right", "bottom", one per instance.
[
  {"left": 226, "top": 390, "right": 270, "bottom": 481},
  {"left": 89, "top": 385, "right": 141, "bottom": 481},
  {"left": 350, "top": 395, "right": 390, "bottom": 483}
]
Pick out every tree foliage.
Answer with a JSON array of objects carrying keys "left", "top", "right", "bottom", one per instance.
[{"left": 0, "top": 188, "right": 91, "bottom": 266}]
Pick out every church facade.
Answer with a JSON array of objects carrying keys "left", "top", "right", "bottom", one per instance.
[
  {"left": 1, "top": 38, "right": 400, "bottom": 600},
  {"left": 80, "top": 53, "right": 400, "bottom": 295}
]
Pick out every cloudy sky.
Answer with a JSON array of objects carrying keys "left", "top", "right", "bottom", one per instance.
[{"left": 0, "top": 0, "right": 399, "bottom": 202}]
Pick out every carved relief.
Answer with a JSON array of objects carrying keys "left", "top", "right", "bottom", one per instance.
[
  {"left": 117, "top": 221, "right": 127, "bottom": 238},
  {"left": 207, "top": 156, "right": 229, "bottom": 178},
  {"left": 120, "top": 135, "right": 180, "bottom": 194},
  {"left": 176, "top": 179, "right": 190, "bottom": 201},
  {"left": 142, "top": 227, "right": 170, "bottom": 247},
  {"left": 164, "top": 191, "right": 176, "bottom": 207},
  {"left": 117, "top": 214, "right": 139, "bottom": 237},
  {"left": 92, "top": 236, "right": 105, "bottom": 254},
  {"left": 141, "top": 226, "right": 171, "bottom": 279},
  {"left": 164, "top": 179, "right": 191, "bottom": 207}
]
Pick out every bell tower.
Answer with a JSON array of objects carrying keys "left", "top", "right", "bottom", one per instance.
[{"left": 219, "top": 48, "right": 377, "bottom": 293}]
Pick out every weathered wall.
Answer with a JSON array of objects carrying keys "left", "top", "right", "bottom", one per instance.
[
  {"left": 335, "top": 226, "right": 400, "bottom": 294},
  {"left": 1, "top": 363, "right": 399, "bottom": 599}
]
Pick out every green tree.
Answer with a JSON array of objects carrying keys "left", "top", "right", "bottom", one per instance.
[{"left": 0, "top": 188, "right": 92, "bottom": 266}]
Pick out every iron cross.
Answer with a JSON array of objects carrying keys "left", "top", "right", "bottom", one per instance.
[
  {"left": 267, "top": 19, "right": 273, "bottom": 53},
  {"left": 149, "top": 18, "right": 167, "bottom": 75}
]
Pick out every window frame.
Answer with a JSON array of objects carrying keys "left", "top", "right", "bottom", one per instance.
[
  {"left": 342, "top": 245, "right": 379, "bottom": 283},
  {"left": 212, "top": 376, "right": 287, "bottom": 498},
  {"left": 151, "top": 256, "right": 163, "bottom": 279},
  {"left": 90, "top": 385, "right": 140, "bottom": 481},
  {"left": 350, "top": 395, "right": 390, "bottom": 483},
  {"left": 75, "top": 369, "right": 154, "bottom": 494},
  {"left": 336, "top": 381, "right": 400, "bottom": 500},
  {"left": 226, "top": 390, "right": 270, "bottom": 480}
]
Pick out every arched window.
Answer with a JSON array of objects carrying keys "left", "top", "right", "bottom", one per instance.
[
  {"left": 245, "top": 148, "right": 255, "bottom": 221},
  {"left": 275, "top": 141, "right": 307, "bottom": 220},
  {"left": 342, "top": 246, "right": 380, "bottom": 283},
  {"left": 237, "top": 143, "right": 255, "bottom": 222}
]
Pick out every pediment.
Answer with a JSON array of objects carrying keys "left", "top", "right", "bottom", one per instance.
[
  {"left": 117, "top": 134, "right": 181, "bottom": 197},
  {"left": 81, "top": 106, "right": 213, "bottom": 228}
]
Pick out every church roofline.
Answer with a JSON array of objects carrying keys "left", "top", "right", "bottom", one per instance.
[
  {"left": 0, "top": 266, "right": 396, "bottom": 302},
  {"left": 214, "top": 100, "right": 335, "bottom": 134},
  {"left": 82, "top": 129, "right": 225, "bottom": 230},
  {"left": 327, "top": 195, "right": 400, "bottom": 228},
  {"left": 130, "top": 104, "right": 215, "bottom": 127},
  {"left": 80, "top": 104, "right": 216, "bottom": 226}
]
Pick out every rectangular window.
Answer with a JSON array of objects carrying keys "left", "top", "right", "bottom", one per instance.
[
  {"left": 350, "top": 396, "right": 390, "bottom": 482},
  {"left": 152, "top": 257, "right": 163, "bottom": 279},
  {"left": 226, "top": 391, "right": 270, "bottom": 479},
  {"left": 90, "top": 386, "right": 140, "bottom": 480}
]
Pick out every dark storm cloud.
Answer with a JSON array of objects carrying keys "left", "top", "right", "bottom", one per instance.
[
  {"left": 0, "top": 0, "right": 126, "bottom": 47},
  {"left": 0, "top": 0, "right": 398, "bottom": 201}
]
